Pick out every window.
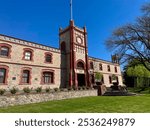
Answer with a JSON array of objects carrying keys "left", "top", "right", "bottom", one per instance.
[
  {"left": 77, "top": 61, "right": 84, "bottom": 69},
  {"left": 0, "top": 44, "right": 11, "bottom": 58},
  {"left": 0, "top": 65, "right": 8, "bottom": 84},
  {"left": 0, "top": 47, "right": 9, "bottom": 56},
  {"left": 0, "top": 68, "right": 6, "bottom": 83},
  {"left": 107, "top": 65, "right": 111, "bottom": 72},
  {"left": 45, "top": 53, "right": 52, "bottom": 63},
  {"left": 109, "top": 76, "right": 112, "bottom": 84},
  {"left": 99, "top": 63, "right": 103, "bottom": 71},
  {"left": 115, "top": 66, "right": 117, "bottom": 73},
  {"left": 43, "top": 72, "right": 54, "bottom": 84},
  {"left": 21, "top": 70, "right": 30, "bottom": 84},
  {"left": 23, "top": 48, "right": 33, "bottom": 61},
  {"left": 60, "top": 42, "right": 66, "bottom": 53},
  {"left": 90, "top": 62, "right": 94, "bottom": 69},
  {"left": 25, "top": 51, "right": 32, "bottom": 60}
]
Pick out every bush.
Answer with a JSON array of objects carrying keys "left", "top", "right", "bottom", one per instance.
[
  {"left": 23, "top": 87, "right": 31, "bottom": 93},
  {"left": 35, "top": 87, "right": 42, "bottom": 93},
  {"left": 0, "top": 89, "right": 6, "bottom": 95},
  {"left": 45, "top": 88, "right": 51, "bottom": 93},
  {"left": 54, "top": 88, "right": 59, "bottom": 92},
  {"left": 10, "top": 87, "right": 18, "bottom": 94}
]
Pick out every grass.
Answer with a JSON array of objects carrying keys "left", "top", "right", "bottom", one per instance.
[{"left": 0, "top": 95, "right": 150, "bottom": 113}]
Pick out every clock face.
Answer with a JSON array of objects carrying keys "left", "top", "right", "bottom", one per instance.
[{"left": 76, "top": 37, "right": 82, "bottom": 44}]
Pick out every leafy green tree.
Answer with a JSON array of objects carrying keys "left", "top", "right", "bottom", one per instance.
[{"left": 95, "top": 72, "right": 103, "bottom": 82}]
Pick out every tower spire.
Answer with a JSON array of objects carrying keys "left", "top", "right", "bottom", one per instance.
[{"left": 70, "top": 0, "right": 73, "bottom": 20}]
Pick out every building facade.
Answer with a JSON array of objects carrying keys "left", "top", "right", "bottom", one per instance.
[{"left": 0, "top": 20, "right": 123, "bottom": 89}]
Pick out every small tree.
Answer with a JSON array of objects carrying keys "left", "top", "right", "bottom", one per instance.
[
  {"left": 95, "top": 72, "right": 103, "bottom": 84},
  {"left": 112, "top": 74, "right": 117, "bottom": 81}
]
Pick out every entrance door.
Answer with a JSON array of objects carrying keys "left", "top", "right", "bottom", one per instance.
[{"left": 77, "top": 74, "right": 85, "bottom": 86}]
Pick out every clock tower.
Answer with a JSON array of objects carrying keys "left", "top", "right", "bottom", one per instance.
[{"left": 59, "top": 20, "right": 91, "bottom": 89}]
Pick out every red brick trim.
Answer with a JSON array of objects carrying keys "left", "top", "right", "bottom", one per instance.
[
  {"left": 19, "top": 67, "right": 32, "bottom": 85},
  {"left": 40, "top": 69, "right": 55, "bottom": 85},
  {"left": 0, "top": 43, "right": 12, "bottom": 59},
  {"left": 44, "top": 52, "right": 53, "bottom": 64},
  {"left": 22, "top": 48, "right": 34, "bottom": 61},
  {"left": 0, "top": 65, "right": 9, "bottom": 85}
]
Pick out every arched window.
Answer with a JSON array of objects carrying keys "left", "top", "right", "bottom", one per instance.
[
  {"left": 0, "top": 65, "right": 9, "bottom": 84},
  {"left": 77, "top": 61, "right": 84, "bottom": 69},
  {"left": 22, "top": 70, "right": 30, "bottom": 83},
  {"left": 20, "top": 68, "right": 31, "bottom": 84},
  {"left": 107, "top": 65, "right": 111, "bottom": 72},
  {"left": 0, "top": 68, "right": 6, "bottom": 83},
  {"left": 90, "top": 62, "right": 94, "bottom": 69},
  {"left": 115, "top": 66, "right": 117, "bottom": 73},
  {"left": 109, "top": 76, "right": 112, "bottom": 84},
  {"left": 23, "top": 48, "right": 33, "bottom": 61},
  {"left": 41, "top": 70, "right": 54, "bottom": 84},
  {"left": 0, "top": 47, "right": 9, "bottom": 56},
  {"left": 60, "top": 42, "right": 66, "bottom": 53},
  {"left": 0, "top": 44, "right": 12, "bottom": 58},
  {"left": 99, "top": 63, "right": 103, "bottom": 71},
  {"left": 45, "top": 53, "right": 52, "bottom": 63}
]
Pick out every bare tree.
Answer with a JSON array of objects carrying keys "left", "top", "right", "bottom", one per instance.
[{"left": 106, "top": 3, "right": 150, "bottom": 71}]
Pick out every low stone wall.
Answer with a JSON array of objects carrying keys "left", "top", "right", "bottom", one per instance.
[{"left": 0, "top": 90, "right": 97, "bottom": 108}]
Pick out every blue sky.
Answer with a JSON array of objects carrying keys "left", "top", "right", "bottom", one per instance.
[{"left": 0, "top": 0, "right": 148, "bottom": 62}]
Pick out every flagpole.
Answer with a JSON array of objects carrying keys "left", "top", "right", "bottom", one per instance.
[{"left": 70, "top": 0, "right": 73, "bottom": 20}]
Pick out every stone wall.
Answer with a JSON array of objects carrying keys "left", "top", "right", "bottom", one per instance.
[{"left": 0, "top": 90, "right": 97, "bottom": 108}]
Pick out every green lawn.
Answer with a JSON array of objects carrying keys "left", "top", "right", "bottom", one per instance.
[{"left": 0, "top": 95, "right": 150, "bottom": 113}]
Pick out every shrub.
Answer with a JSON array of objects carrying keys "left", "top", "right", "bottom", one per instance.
[
  {"left": 23, "top": 87, "right": 31, "bottom": 93},
  {"left": 54, "top": 88, "right": 59, "bottom": 92},
  {"left": 45, "top": 88, "right": 51, "bottom": 93},
  {"left": 78, "top": 87, "right": 82, "bottom": 90},
  {"left": 0, "top": 89, "right": 6, "bottom": 95},
  {"left": 68, "top": 87, "right": 73, "bottom": 91},
  {"left": 82, "top": 86, "right": 87, "bottom": 90},
  {"left": 35, "top": 87, "right": 42, "bottom": 93},
  {"left": 10, "top": 87, "right": 18, "bottom": 94}
]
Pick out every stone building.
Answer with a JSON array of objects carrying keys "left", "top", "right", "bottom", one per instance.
[{"left": 0, "top": 20, "right": 123, "bottom": 90}]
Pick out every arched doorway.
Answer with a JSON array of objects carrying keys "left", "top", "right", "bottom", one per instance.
[{"left": 76, "top": 61, "right": 85, "bottom": 86}]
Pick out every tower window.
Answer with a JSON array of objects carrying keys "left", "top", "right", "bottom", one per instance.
[
  {"left": 60, "top": 42, "right": 66, "bottom": 53},
  {"left": 77, "top": 61, "right": 84, "bottom": 69}
]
